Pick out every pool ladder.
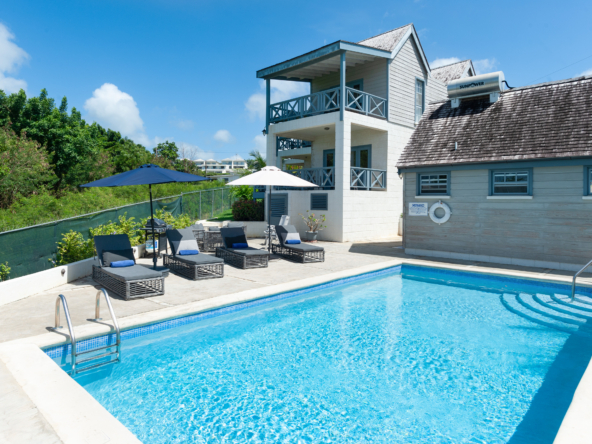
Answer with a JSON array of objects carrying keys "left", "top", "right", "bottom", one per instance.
[{"left": 53, "top": 288, "right": 121, "bottom": 375}]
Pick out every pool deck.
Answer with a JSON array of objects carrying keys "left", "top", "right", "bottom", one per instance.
[{"left": 2, "top": 237, "right": 592, "bottom": 443}]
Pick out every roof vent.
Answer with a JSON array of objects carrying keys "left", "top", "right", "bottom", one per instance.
[{"left": 448, "top": 71, "right": 505, "bottom": 108}]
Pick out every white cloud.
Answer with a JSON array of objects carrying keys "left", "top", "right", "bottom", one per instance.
[
  {"left": 473, "top": 58, "right": 498, "bottom": 75},
  {"left": 431, "top": 57, "right": 461, "bottom": 69},
  {"left": 0, "top": 72, "right": 27, "bottom": 94},
  {"left": 579, "top": 68, "right": 592, "bottom": 77},
  {"left": 253, "top": 134, "right": 266, "bottom": 152},
  {"left": 245, "top": 80, "right": 310, "bottom": 121},
  {"left": 178, "top": 141, "right": 215, "bottom": 161},
  {"left": 213, "top": 129, "right": 235, "bottom": 143},
  {"left": 0, "top": 23, "right": 29, "bottom": 93},
  {"left": 173, "top": 119, "right": 194, "bottom": 131},
  {"left": 84, "top": 83, "right": 149, "bottom": 144}
]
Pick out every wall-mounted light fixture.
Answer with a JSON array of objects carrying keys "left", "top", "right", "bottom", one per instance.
[{"left": 262, "top": 128, "right": 267, "bottom": 136}]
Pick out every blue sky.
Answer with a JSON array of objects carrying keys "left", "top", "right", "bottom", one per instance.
[{"left": 1, "top": 0, "right": 591, "bottom": 161}]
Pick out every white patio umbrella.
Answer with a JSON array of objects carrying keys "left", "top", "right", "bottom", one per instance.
[{"left": 227, "top": 166, "right": 318, "bottom": 251}]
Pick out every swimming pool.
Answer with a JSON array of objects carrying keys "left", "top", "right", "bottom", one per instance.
[{"left": 49, "top": 265, "right": 592, "bottom": 443}]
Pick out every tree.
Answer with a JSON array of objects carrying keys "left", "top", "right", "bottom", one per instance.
[
  {"left": 153, "top": 141, "right": 179, "bottom": 162},
  {"left": 247, "top": 150, "right": 266, "bottom": 171},
  {"left": 0, "top": 128, "right": 56, "bottom": 208}
]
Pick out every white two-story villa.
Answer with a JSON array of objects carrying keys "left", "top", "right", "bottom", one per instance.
[{"left": 258, "top": 24, "right": 475, "bottom": 242}]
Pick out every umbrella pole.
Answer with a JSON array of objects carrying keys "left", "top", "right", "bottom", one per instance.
[{"left": 149, "top": 184, "right": 157, "bottom": 269}]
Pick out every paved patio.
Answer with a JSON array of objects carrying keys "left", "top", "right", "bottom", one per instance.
[{"left": 2, "top": 236, "right": 592, "bottom": 344}]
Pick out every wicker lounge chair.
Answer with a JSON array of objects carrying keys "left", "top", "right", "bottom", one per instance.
[
  {"left": 272, "top": 225, "right": 325, "bottom": 263},
  {"left": 92, "top": 234, "right": 165, "bottom": 300},
  {"left": 226, "top": 221, "right": 246, "bottom": 233},
  {"left": 163, "top": 228, "right": 224, "bottom": 280},
  {"left": 216, "top": 227, "right": 269, "bottom": 269}
]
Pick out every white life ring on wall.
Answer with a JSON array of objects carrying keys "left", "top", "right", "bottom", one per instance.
[{"left": 429, "top": 201, "right": 451, "bottom": 224}]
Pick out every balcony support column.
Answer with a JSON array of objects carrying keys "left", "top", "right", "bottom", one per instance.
[
  {"left": 265, "top": 79, "right": 270, "bottom": 133},
  {"left": 340, "top": 52, "right": 346, "bottom": 121}
]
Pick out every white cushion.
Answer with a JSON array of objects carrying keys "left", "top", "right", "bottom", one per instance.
[
  {"left": 285, "top": 232, "right": 301, "bottom": 243},
  {"left": 175, "top": 237, "right": 199, "bottom": 255}
]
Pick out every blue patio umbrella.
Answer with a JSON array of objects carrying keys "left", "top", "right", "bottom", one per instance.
[{"left": 81, "top": 164, "right": 208, "bottom": 269}]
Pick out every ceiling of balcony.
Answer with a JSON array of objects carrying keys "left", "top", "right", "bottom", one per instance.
[{"left": 276, "top": 52, "right": 381, "bottom": 82}]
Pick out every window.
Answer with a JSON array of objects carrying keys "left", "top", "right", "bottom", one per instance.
[
  {"left": 586, "top": 166, "right": 592, "bottom": 196},
  {"left": 415, "top": 79, "right": 425, "bottom": 124},
  {"left": 311, "top": 194, "right": 328, "bottom": 211},
  {"left": 490, "top": 169, "right": 532, "bottom": 195},
  {"left": 417, "top": 173, "right": 449, "bottom": 195}
]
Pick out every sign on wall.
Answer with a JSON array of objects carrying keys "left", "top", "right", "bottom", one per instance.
[{"left": 409, "top": 202, "right": 428, "bottom": 216}]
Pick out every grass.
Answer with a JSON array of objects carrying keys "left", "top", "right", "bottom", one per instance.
[{"left": 208, "top": 208, "right": 234, "bottom": 221}]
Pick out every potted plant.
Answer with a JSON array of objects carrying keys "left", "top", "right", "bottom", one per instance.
[{"left": 299, "top": 211, "right": 327, "bottom": 242}]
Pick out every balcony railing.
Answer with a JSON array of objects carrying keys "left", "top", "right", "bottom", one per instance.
[
  {"left": 269, "top": 87, "right": 387, "bottom": 124},
  {"left": 275, "top": 167, "right": 387, "bottom": 191},
  {"left": 350, "top": 167, "right": 387, "bottom": 190},
  {"left": 276, "top": 137, "right": 312, "bottom": 154}
]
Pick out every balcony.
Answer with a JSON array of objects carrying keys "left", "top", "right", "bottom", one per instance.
[
  {"left": 275, "top": 167, "right": 387, "bottom": 190},
  {"left": 269, "top": 87, "right": 387, "bottom": 124}
]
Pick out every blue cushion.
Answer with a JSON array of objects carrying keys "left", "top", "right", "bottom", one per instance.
[
  {"left": 232, "top": 243, "right": 248, "bottom": 249},
  {"left": 285, "top": 239, "right": 301, "bottom": 244},
  {"left": 111, "top": 260, "right": 135, "bottom": 268},
  {"left": 179, "top": 249, "right": 199, "bottom": 255}
]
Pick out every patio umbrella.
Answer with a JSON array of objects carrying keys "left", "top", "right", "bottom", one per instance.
[
  {"left": 80, "top": 164, "right": 208, "bottom": 269},
  {"left": 226, "top": 166, "right": 318, "bottom": 252}
]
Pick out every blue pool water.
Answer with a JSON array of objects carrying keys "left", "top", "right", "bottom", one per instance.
[{"left": 58, "top": 266, "right": 592, "bottom": 443}]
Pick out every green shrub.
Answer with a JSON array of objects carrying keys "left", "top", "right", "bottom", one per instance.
[
  {"left": 52, "top": 231, "right": 94, "bottom": 266},
  {"left": 0, "top": 262, "right": 10, "bottom": 281},
  {"left": 228, "top": 185, "right": 253, "bottom": 201},
  {"left": 141, "top": 209, "right": 193, "bottom": 230},
  {"left": 89, "top": 213, "right": 142, "bottom": 247},
  {"left": 231, "top": 200, "right": 264, "bottom": 221}
]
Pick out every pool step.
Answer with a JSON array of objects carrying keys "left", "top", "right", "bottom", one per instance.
[{"left": 501, "top": 293, "right": 592, "bottom": 338}]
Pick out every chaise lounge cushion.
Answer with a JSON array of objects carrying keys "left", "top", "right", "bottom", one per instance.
[
  {"left": 103, "top": 249, "right": 136, "bottom": 267},
  {"left": 220, "top": 227, "right": 248, "bottom": 248},
  {"left": 106, "top": 264, "right": 163, "bottom": 281},
  {"left": 277, "top": 225, "right": 324, "bottom": 252},
  {"left": 174, "top": 254, "right": 224, "bottom": 264},
  {"left": 226, "top": 247, "right": 269, "bottom": 256},
  {"left": 167, "top": 228, "right": 200, "bottom": 256}
]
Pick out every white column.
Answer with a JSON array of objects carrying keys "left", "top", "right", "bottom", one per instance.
[
  {"left": 265, "top": 79, "right": 270, "bottom": 133},
  {"left": 334, "top": 116, "right": 351, "bottom": 242}
]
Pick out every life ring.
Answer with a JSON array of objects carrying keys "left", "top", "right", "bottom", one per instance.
[{"left": 429, "top": 201, "right": 451, "bottom": 224}]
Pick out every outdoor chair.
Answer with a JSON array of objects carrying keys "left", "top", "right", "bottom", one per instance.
[
  {"left": 93, "top": 234, "right": 165, "bottom": 300},
  {"left": 273, "top": 225, "right": 325, "bottom": 263},
  {"left": 203, "top": 226, "right": 223, "bottom": 252},
  {"left": 216, "top": 227, "right": 269, "bottom": 269},
  {"left": 191, "top": 223, "right": 206, "bottom": 250},
  {"left": 163, "top": 228, "right": 224, "bottom": 280},
  {"left": 226, "top": 221, "right": 246, "bottom": 233}
]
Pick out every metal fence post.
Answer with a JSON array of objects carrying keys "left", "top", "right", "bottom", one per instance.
[
  {"left": 199, "top": 191, "right": 202, "bottom": 220},
  {"left": 211, "top": 190, "right": 214, "bottom": 219}
]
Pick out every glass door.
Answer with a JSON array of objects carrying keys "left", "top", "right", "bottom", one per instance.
[{"left": 351, "top": 145, "right": 371, "bottom": 168}]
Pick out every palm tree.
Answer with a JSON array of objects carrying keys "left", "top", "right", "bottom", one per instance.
[{"left": 248, "top": 150, "right": 267, "bottom": 171}]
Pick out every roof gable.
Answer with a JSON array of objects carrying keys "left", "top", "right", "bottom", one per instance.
[
  {"left": 397, "top": 76, "right": 592, "bottom": 169},
  {"left": 431, "top": 60, "right": 475, "bottom": 85}
]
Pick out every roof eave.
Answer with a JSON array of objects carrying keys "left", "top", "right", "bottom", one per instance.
[{"left": 256, "top": 41, "right": 391, "bottom": 80}]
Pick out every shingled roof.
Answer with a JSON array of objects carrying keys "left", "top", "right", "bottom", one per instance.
[
  {"left": 431, "top": 60, "right": 475, "bottom": 85},
  {"left": 396, "top": 76, "right": 592, "bottom": 169},
  {"left": 358, "top": 24, "right": 412, "bottom": 52}
]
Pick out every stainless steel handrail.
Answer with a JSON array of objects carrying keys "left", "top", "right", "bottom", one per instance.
[
  {"left": 53, "top": 294, "right": 77, "bottom": 374},
  {"left": 571, "top": 258, "right": 592, "bottom": 302},
  {"left": 94, "top": 288, "right": 122, "bottom": 363}
]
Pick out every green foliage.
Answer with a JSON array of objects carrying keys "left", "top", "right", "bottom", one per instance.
[
  {"left": 0, "top": 180, "right": 225, "bottom": 232},
  {"left": 141, "top": 209, "right": 193, "bottom": 229},
  {"left": 228, "top": 185, "right": 253, "bottom": 201},
  {"left": 0, "top": 262, "right": 10, "bottom": 281},
  {"left": 153, "top": 141, "right": 179, "bottom": 162},
  {"left": 231, "top": 200, "right": 264, "bottom": 221},
  {"left": 247, "top": 150, "right": 266, "bottom": 171},
  {"left": 89, "top": 213, "right": 143, "bottom": 247},
  {"left": 0, "top": 127, "right": 56, "bottom": 208},
  {"left": 299, "top": 211, "right": 327, "bottom": 232},
  {"left": 52, "top": 230, "right": 94, "bottom": 266}
]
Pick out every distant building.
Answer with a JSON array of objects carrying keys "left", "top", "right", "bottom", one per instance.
[{"left": 193, "top": 156, "right": 247, "bottom": 173}]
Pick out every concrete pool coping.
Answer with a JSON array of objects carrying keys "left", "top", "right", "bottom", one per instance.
[{"left": 1, "top": 257, "right": 591, "bottom": 443}]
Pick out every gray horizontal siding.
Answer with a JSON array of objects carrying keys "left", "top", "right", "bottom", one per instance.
[
  {"left": 403, "top": 165, "right": 592, "bottom": 265},
  {"left": 311, "top": 58, "right": 387, "bottom": 99}
]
